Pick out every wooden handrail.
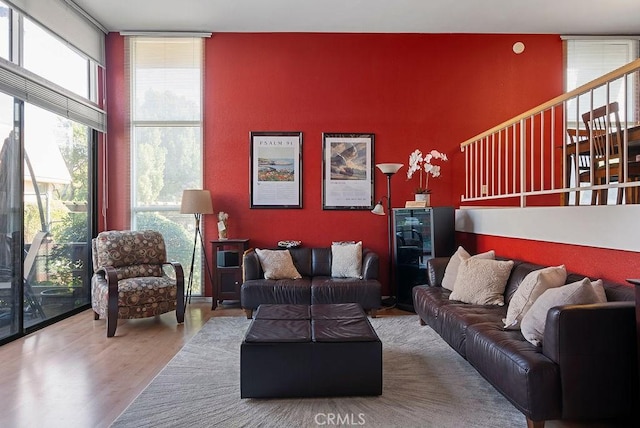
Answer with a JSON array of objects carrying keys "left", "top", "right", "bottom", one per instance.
[{"left": 460, "top": 58, "right": 640, "bottom": 149}]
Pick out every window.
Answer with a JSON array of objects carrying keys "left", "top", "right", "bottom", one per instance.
[
  {"left": 129, "top": 37, "right": 205, "bottom": 295},
  {"left": 0, "top": 2, "right": 9, "bottom": 60},
  {"left": 23, "top": 17, "right": 89, "bottom": 98},
  {"left": 565, "top": 39, "right": 639, "bottom": 125},
  {"left": 564, "top": 38, "right": 640, "bottom": 205}
]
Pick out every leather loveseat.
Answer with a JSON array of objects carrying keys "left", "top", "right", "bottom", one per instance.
[
  {"left": 241, "top": 247, "right": 381, "bottom": 319},
  {"left": 413, "top": 256, "right": 638, "bottom": 428}
]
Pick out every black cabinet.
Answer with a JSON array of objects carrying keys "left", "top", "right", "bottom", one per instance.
[{"left": 392, "top": 207, "right": 455, "bottom": 312}]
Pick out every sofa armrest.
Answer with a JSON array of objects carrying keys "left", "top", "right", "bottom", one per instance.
[
  {"left": 542, "top": 302, "right": 638, "bottom": 420},
  {"left": 426, "top": 257, "right": 450, "bottom": 287},
  {"left": 362, "top": 250, "right": 379, "bottom": 280},
  {"left": 242, "top": 249, "right": 262, "bottom": 281}
]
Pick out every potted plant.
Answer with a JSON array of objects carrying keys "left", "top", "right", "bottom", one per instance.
[{"left": 407, "top": 149, "right": 448, "bottom": 203}]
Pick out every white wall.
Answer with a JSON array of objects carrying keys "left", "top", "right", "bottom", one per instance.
[{"left": 455, "top": 206, "right": 640, "bottom": 252}]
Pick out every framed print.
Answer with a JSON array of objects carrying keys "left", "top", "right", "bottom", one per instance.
[
  {"left": 322, "top": 133, "right": 374, "bottom": 210},
  {"left": 250, "top": 131, "right": 303, "bottom": 209}
]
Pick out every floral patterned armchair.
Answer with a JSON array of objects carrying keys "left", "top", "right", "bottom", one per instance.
[{"left": 91, "top": 230, "right": 185, "bottom": 337}]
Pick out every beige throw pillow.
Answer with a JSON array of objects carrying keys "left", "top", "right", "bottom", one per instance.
[
  {"left": 441, "top": 247, "right": 495, "bottom": 291},
  {"left": 520, "top": 278, "right": 600, "bottom": 346},
  {"left": 331, "top": 241, "right": 363, "bottom": 278},
  {"left": 503, "top": 265, "right": 567, "bottom": 330},
  {"left": 591, "top": 279, "right": 607, "bottom": 303},
  {"left": 449, "top": 258, "right": 514, "bottom": 305},
  {"left": 255, "top": 249, "right": 302, "bottom": 280}
]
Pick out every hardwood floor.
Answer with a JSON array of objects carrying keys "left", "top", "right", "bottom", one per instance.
[
  {"left": 0, "top": 299, "right": 241, "bottom": 428},
  {"left": 0, "top": 301, "right": 408, "bottom": 428}
]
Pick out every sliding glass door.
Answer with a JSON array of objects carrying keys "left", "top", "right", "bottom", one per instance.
[
  {"left": 0, "top": 0, "right": 103, "bottom": 344},
  {"left": 22, "top": 104, "right": 91, "bottom": 327},
  {"left": 0, "top": 94, "right": 20, "bottom": 340},
  {"left": 0, "top": 98, "right": 93, "bottom": 342}
]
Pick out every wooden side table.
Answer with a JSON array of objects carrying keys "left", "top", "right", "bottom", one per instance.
[{"left": 211, "top": 239, "right": 249, "bottom": 310}]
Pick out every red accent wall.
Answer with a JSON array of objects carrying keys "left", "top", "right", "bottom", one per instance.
[
  {"left": 457, "top": 232, "right": 638, "bottom": 285},
  {"left": 106, "top": 32, "right": 565, "bottom": 296}
]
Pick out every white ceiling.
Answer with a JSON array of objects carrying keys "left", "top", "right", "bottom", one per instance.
[{"left": 71, "top": 0, "right": 640, "bottom": 35}]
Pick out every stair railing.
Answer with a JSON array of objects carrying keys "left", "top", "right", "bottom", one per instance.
[{"left": 460, "top": 58, "right": 640, "bottom": 207}]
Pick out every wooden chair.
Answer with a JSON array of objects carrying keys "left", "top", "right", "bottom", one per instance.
[
  {"left": 581, "top": 102, "right": 640, "bottom": 204},
  {"left": 565, "top": 128, "right": 591, "bottom": 205},
  {"left": 91, "top": 230, "right": 185, "bottom": 337}
]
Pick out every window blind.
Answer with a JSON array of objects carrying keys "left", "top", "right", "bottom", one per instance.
[
  {"left": 565, "top": 39, "right": 639, "bottom": 123},
  {"left": 129, "top": 37, "right": 203, "bottom": 123},
  {"left": 0, "top": 57, "right": 105, "bottom": 132},
  {"left": 5, "top": 0, "right": 106, "bottom": 65}
]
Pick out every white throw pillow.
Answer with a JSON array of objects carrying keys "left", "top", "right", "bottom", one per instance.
[
  {"left": 255, "top": 249, "right": 302, "bottom": 280},
  {"left": 449, "top": 258, "right": 514, "bottom": 305},
  {"left": 520, "top": 278, "right": 600, "bottom": 346},
  {"left": 331, "top": 241, "right": 363, "bottom": 278},
  {"left": 503, "top": 265, "right": 567, "bottom": 330},
  {"left": 441, "top": 247, "right": 495, "bottom": 291},
  {"left": 591, "top": 279, "right": 607, "bottom": 303}
]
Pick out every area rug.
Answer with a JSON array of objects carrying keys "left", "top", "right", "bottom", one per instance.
[{"left": 112, "top": 315, "right": 526, "bottom": 428}]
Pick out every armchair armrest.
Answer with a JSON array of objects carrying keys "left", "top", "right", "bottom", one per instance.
[
  {"left": 362, "top": 250, "right": 379, "bottom": 280},
  {"left": 164, "top": 261, "right": 185, "bottom": 320},
  {"left": 426, "top": 257, "right": 450, "bottom": 287},
  {"left": 97, "top": 265, "right": 119, "bottom": 337},
  {"left": 242, "top": 249, "right": 262, "bottom": 281},
  {"left": 542, "top": 302, "right": 638, "bottom": 420}
]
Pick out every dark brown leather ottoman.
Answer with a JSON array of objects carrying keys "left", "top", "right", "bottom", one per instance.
[{"left": 240, "top": 303, "right": 382, "bottom": 398}]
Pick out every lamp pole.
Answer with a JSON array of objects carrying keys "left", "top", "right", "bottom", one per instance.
[
  {"left": 373, "top": 163, "right": 404, "bottom": 306},
  {"left": 385, "top": 173, "right": 393, "bottom": 300}
]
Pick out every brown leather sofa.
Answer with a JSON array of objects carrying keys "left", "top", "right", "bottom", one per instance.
[
  {"left": 241, "top": 247, "right": 381, "bottom": 319},
  {"left": 413, "top": 257, "right": 638, "bottom": 428}
]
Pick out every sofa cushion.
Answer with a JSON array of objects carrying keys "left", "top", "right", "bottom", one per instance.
[
  {"left": 255, "top": 249, "right": 302, "bottom": 280},
  {"left": 289, "top": 247, "right": 313, "bottom": 277},
  {"left": 465, "top": 322, "right": 562, "bottom": 421},
  {"left": 503, "top": 265, "right": 567, "bottom": 330},
  {"left": 412, "top": 285, "right": 457, "bottom": 329},
  {"left": 331, "top": 241, "right": 362, "bottom": 278},
  {"left": 311, "top": 277, "right": 381, "bottom": 309},
  {"left": 436, "top": 303, "right": 506, "bottom": 357},
  {"left": 521, "top": 278, "right": 600, "bottom": 346},
  {"left": 240, "top": 278, "right": 312, "bottom": 309},
  {"left": 441, "top": 247, "right": 495, "bottom": 291},
  {"left": 449, "top": 258, "right": 514, "bottom": 305}
]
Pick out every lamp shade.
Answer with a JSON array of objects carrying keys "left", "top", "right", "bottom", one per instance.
[
  {"left": 376, "top": 163, "right": 404, "bottom": 174},
  {"left": 180, "top": 189, "right": 213, "bottom": 214},
  {"left": 371, "top": 203, "right": 385, "bottom": 215}
]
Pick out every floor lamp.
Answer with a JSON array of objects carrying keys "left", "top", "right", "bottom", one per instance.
[
  {"left": 371, "top": 163, "right": 403, "bottom": 307},
  {"left": 180, "top": 189, "right": 215, "bottom": 306}
]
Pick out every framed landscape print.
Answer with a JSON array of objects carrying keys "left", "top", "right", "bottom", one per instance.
[
  {"left": 322, "top": 133, "right": 374, "bottom": 210},
  {"left": 250, "top": 131, "right": 303, "bottom": 208}
]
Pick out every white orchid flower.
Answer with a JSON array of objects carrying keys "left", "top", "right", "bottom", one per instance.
[
  {"left": 407, "top": 149, "right": 423, "bottom": 178},
  {"left": 424, "top": 163, "right": 434, "bottom": 174},
  {"left": 408, "top": 147, "right": 447, "bottom": 192}
]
